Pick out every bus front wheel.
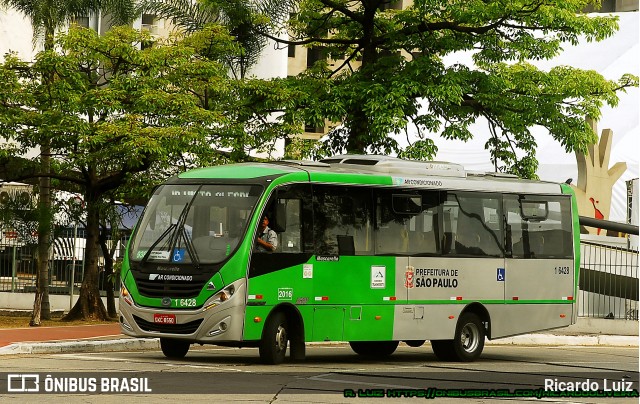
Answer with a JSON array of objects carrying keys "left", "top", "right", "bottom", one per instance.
[
  {"left": 431, "top": 313, "right": 485, "bottom": 362},
  {"left": 349, "top": 341, "right": 399, "bottom": 357},
  {"left": 160, "top": 338, "right": 190, "bottom": 359},
  {"left": 259, "top": 312, "right": 289, "bottom": 365}
]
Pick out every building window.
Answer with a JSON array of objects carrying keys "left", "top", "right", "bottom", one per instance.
[
  {"left": 378, "top": 0, "right": 403, "bottom": 10},
  {"left": 141, "top": 14, "right": 157, "bottom": 34},
  {"left": 304, "top": 123, "right": 324, "bottom": 133},
  {"left": 307, "top": 47, "right": 325, "bottom": 68},
  {"left": 142, "top": 14, "right": 155, "bottom": 25},
  {"left": 71, "top": 16, "right": 90, "bottom": 28}
]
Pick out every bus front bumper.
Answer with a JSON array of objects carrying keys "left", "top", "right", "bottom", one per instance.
[{"left": 118, "top": 282, "right": 246, "bottom": 343}]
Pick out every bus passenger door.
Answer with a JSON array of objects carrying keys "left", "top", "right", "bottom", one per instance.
[
  {"left": 501, "top": 195, "right": 575, "bottom": 337},
  {"left": 247, "top": 184, "right": 314, "bottom": 337}
]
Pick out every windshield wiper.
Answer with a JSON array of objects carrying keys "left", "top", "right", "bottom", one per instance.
[
  {"left": 140, "top": 202, "right": 191, "bottom": 265},
  {"left": 178, "top": 226, "right": 200, "bottom": 268}
]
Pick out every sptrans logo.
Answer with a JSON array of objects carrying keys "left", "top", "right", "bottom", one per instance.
[{"left": 404, "top": 266, "right": 415, "bottom": 289}]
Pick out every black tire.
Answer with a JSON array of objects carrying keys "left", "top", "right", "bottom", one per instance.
[
  {"left": 430, "top": 339, "right": 455, "bottom": 361},
  {"left": 160, "top": 338, "right": 190, "bottom": 359},
  {"left": 452, "top": 313, "right": 485, "bottom": 361},
  {"left": 349, "top": 341, "right": 399, "bottom": 357},
  {"left": 259, "top": 312, "right": 289, "bottom": 365},
  {"left": 405, "top": 340, "right": 425, "bottom": 348},
  {"left": 431, "top": 313, "right": 485, "bottom": 362}
]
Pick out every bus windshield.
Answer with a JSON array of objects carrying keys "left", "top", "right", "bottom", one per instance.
[{"left": 130, "top": 184, "right": 262, "bottom": 265}]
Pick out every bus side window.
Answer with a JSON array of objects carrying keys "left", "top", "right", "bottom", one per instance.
[
  {"left": 541, "top": 200, "right": 572, "bottom": 258},
  {"left": 445, "top": 192, "right": 503, "bottom": 257},
  {"left": 273, "top": 183, "right": 313, "bottom": 254},
  {"left": 505, "top": 195, "right": 572, "bottom": 259},
  {"left": 504, "top": 197, "right": 524, "bottom": 257},
  {"left": 276, "top": 199, "right": 301, "bottom": 253},
  {"left": 313, "top": 185, "right": 373, "bottom": 256},
  {"left": 408, "top": 191, "right": 440, "bottom": 256},
  {"left": 375, "top": 191, "right": 410, "bottom": 255}
]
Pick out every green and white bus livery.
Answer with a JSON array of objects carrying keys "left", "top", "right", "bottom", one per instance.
[{"left": 119, "top": 155, "right": 579, "bottom": 364}]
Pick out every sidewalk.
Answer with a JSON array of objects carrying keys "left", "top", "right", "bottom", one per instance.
[
  {"left": 0, "top": 323, "right": 160, "bottom": 355},
  {"left": 0, "top": 322, "right": 636, "bottom": 355}
]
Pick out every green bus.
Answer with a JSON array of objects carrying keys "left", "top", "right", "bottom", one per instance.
[{"left": 119, "top": 155, "right": 579, "bottom": 364}]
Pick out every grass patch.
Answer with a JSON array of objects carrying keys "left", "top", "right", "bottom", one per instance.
[{"left": 0, "top": 313, "right": 117, "bottom": 328}]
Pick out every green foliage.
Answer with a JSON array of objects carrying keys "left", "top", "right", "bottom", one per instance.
[
  {"left": 138, "top": 0, "right": 295, "bottom": 78},
  {"left": 276, "top": 0, "right": 638, "bottom": 177},
  {"left": 0, "top": 25, "right": 232, "bottom": 199},
  {"left": 134, "top": 1, "right": 303, "bottom": 161}
]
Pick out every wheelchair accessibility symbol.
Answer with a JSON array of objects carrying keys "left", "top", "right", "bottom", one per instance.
[
  {"left": 497, "top": 268, "right": 505, "bottom": 282},
  {"left": 172, "top": 248, "right": 185, "bottom": 262}
]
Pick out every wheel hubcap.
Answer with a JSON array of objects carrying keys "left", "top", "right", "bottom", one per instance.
[
  {"left": 275, "top": 324, "right": 287, "bottom": 352},
  {"left": 461, "top": 323, "right": 479, "bottom": 353}
]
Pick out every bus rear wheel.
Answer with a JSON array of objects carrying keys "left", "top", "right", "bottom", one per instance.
[
  {"left": 160, "top": 338, "right": 190, "bottom": 359},
  {"left": 350, "top": 341, "right": 399, "bottom": 357},
  {"left": 259, "top": 312, "right": 289, "bottom": 365},
  {"left": 405, "top": 340, "right": 426, "bottom": 348},
  {"left": 431, "top": 313, "right": 485, "bottom": 362}
]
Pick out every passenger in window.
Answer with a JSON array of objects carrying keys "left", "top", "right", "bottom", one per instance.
[{"left": 256, "top": 215, "right": 278, "bottom": 252}]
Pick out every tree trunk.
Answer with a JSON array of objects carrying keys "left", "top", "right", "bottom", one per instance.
[
  {"left": 34, "top": 27, "right": 56, "bottom": 324},
  {"left": 345, "top": 110, "right": 371, "bottom": 154},
  {"left": 32, "top": 145, "right": 52, "bottom": 325},
  {"left": 63, "top": 196, "right": 108, "bottom": 321},
  {"left": 345, "top": 7, "right": 378, "bottom": 155},
  {"left": 29, "top": 285, "right": 43, "bottom": 327},
  {"left": 99, "top": 231, "right": 117, "bottom": 318}
]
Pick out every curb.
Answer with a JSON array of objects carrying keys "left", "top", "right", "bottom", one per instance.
[
  {"left": 0, "top": 334, "right": 636, "bottom": 356},
  {"left": 486, "top": 334, "right": 638, "bottom": 347},
  {"left": 0, "top": 338, "right": 159, "bottom": 355}
]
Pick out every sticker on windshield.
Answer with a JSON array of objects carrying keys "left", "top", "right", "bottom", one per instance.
[
  {"left": 148, "top": 251, "right": 170, "bottom": 260},
  {"left": 172, "top": 248, "right": 186, "bottom": 262}
]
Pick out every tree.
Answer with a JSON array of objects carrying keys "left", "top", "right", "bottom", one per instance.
[
  {"left": 137, "top": 0, "right": 299, "bottom": 161},
  {"left": 0, "top": 25, "right": 241, "bottom": 320},
  {"left": 137, "top": 0, "right": 293, "bottom": 78},
  {"left": 0, "top": 0, "right": 136, "bottom": 324},
  {"left": 262, "top": 0, "right": 637, "bottom": 178}
]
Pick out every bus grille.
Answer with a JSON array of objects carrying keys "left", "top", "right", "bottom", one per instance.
[
  {"left": 134, "top": 279, "right": 206, "bottom": 298},
  {"left": 133, "top": 315, "right": 203, "bottom": 335}
]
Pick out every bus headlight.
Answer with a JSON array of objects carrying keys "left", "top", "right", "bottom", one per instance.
[
  {"left": 121, "top": 283, "right": 134, "bottom": 306},
  {"left": 203, "top": 284, "right": 236, "bottom": 311},
  {"left": 217, "top": 284, "right": 235, "bottom": 302}
]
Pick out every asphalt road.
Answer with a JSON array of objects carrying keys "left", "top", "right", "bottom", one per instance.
[{"left": 1, "top": 343, "right": 638, "bottom": 403}]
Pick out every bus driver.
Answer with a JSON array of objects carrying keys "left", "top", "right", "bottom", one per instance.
[{"left": 255, "top": 215, "right": 278, "bottom": 252}]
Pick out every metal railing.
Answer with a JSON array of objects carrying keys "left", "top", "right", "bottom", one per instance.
[
  {"left": 0, "top": 235, "right": 125, "bottom": 296},
  {"left": 578, "top": 241, "right": 639, "bottom": 320}
]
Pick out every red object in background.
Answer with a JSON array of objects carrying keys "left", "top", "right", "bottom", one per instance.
[{"left": 589, "top": 197, "right": 605, "bottom": 235}]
